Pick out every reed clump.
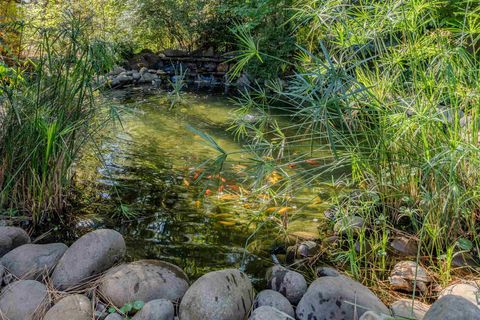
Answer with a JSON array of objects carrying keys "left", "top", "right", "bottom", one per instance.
[{"left": 0, "top": 12, "right": 116, "bottom": 223}]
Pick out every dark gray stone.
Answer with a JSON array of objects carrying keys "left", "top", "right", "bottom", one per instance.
[
  {"left": 0, "top": 280, "right": 48, "bottom": 320},
  {"left": 0, "top": 227, "right": 30, "bottom": 257},
  {"left": 266, "top": 266, "right": 307, "bottom": 305},
  {"left": 1, "top": 243, "right": 67, "bottom": 280},
  {"left": 390, "top": 236, "right": 418, "bottom": 256},
  {"left": 424, "top": 295, "right": 480, "bottom": 320},
  {"left": 179, "top": 269, "right": 254, "bottom": 320},
  {"left": 254, "top": 290, "right": 294, "bottom": 317},
  {"left": 99, "top": 260, "right": 189, "bottom": 307},
  {"left": 51, "top": 229, "right": 126, "bottom": 290},
  {"left": 296, "top": 275, "right": 390, "bottom": 320}
]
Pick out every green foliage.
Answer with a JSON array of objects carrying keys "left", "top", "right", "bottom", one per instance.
[
  {"left": 108, "top": 300, "right": 145, "bottom": 319},
  {"left": 0, "top": 11, "right": 117, "bottom": 222},
  {"left": 220, "top": 0, "right": 480, "bottom": 283}
]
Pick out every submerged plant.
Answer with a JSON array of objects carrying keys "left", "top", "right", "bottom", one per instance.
[{"left": 167, "top": 64, "right": 188, "bottom": 109}]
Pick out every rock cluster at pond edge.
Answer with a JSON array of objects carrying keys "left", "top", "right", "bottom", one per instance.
[{"left": 0, "top": 227, "right": 478, "bottom": 319}]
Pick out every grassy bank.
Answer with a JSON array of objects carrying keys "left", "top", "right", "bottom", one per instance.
[
  {"left": 222, "top": 0, "right": 480, "bottom": 288},
  {"left": 0, "top": 12, "right": 115, "bottom": 223}
]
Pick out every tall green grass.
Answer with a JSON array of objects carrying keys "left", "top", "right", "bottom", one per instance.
[
  {"left": 0, "top": 12, "right": 116, "bottom": 223},
  {"left": 227, "top": 0, "right": 480, "bottom": 284}
]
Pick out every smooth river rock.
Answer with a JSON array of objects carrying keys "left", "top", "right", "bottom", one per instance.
[
  {"left": 105, "top": 313, "right": 124, "bottom": 320},
  {"left": 51, "top": 229, "right": 126, "bottom": 290},
  {"left": 43, "top": 294, "right": 92, "bottom": 320},
  {"left": 0, "top": 280, "right": 48, "bottom": 320},
  {"left": 253, "top": 290, "right": 294, "bottom": 317},
  {"left": 391, "top": 299, "right": 430, "bottom": 319},
  {"left": 132, "top": 299, "right": 174, "bottom": 320},
  {"left": 99, "top": 260, "right": 189, "bottom": 307},
  {"left": 438, "top": 281, "right": 480, "bottom": 308},
  {"left": 0, "top": 227, "right": 30, "bottom": 257},
  {"left": 296, "top": 275, "right": 390, "bottom": 320},
  {"left": 249, "top": 306, "right": 294, "bottom": 320},
  {"left": 179, "top": 269, "right": 254, "bottom": 320},
  {"left": 423, "top": 295, "right": 480, "bottom": 320},
  {"left": 266, "top": 265, "right": 307, "bottom": 305},
  {"left": 1, "top": 243, "right": 67, "bottom": 280},
  {"left": 358, "top": 311, "right": 391, "bottom": 320}
]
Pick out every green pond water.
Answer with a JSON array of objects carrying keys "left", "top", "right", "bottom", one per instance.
[{"left": 72, "top": 89, "right": 332, "bottom": 284}]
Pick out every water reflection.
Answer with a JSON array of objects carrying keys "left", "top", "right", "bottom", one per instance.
[{"left": 75, "top": 90, "right": 271, "bottom": 283}]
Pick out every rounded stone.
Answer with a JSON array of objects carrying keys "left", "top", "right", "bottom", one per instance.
[
  {"left": 390, "top": 236, "right": 418, "bottom": 256},
  {"left": 249, "top": 306, "right": 293, "bottom": 320},
  {"left": 254, "top": 290, "right": 294, "bottom": 317},
  {"left": 266, "top": 265, "right": 307, "bottom": 305},
  {"left": 0, "top": 227, "right": 30, "bottom": 257},
  {"left": 132, "top": 299, "right": 174, "bottom": 320},
  {"left": 333, "top": 216, "right": 364, "bottom": 235},
  {"left": 0, "top": 280, "right": 48, "bottom": 320},
  {"left": 359, "top": 311, "right": 391, "bottom": 320},
  {"left": 1, "top": 243, "right": 68, "bottom": 280},
  {"left": 424, "top": 295, "right": 480, "bottom": 320},
  {"left": 316, "top": 266, "right": 341, "bottom": 278},
  {"left": 296, "top": 274, "right": 389, "bottom": 320},
  {"left": 43, "top": 294, "right": 92, "bottom": 320},
  {"left": 389, "top": 261, "right": 430, "bottom": 293},
  {"left": 51, "top": 229, "right": 126, "bottom": 290},
  {"left": 391, "top": 299, "right": 430, "bottom": 319},
  {"left": 99, "top": 260, "right": 189, "bottom": 307},
  {"left": 439, "top": 281, "right": 480, "bottom": 308},
  {"left": 179, "top": 269, "right": 254, "bottom": 320},
  {"left": 105, "top": 313, "right": 123, "bottom": 320}
]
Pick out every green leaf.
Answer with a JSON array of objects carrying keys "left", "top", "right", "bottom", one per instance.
[
  {"left": 133, "top": 300, "right": 145, "bottom": 311},
  {"left": 108, "top": 307, "right": 116, "bottom": 314},
  {"left": 457, "top": 238, "right": 473, "bottom": 251}
]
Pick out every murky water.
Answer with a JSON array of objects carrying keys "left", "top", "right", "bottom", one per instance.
[{"left": 72, "top": 88, "right": 331, "bottom": 284}]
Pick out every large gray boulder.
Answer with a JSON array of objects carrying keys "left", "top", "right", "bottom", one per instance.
[
  {"left": 296, "top": 275, "right": 389, "bottom": 320},
  {"left": 249, "top": 306, "right": 294, "bottom": 320},
  {"left": 0, "top": 280, "right": 48, "bottom": 320},
  {"left": 424, "top": 295, "right": 480, "bottom": 320},
  {"left": 0, "top": 227, "right": 30, "bottom": 257},
  {"left": 266, "top": 266, "right": 307, "bottom": 305},
  {"left": 99, "top": 260, "right": 189, "bottom": 307},
  {"left": 438, "top": 281, "right": 480, "bottom": 308},
  {"left": 43, "top": 294, "right": 92, "bottom": 320},
  {"left": 254, "top": 290, "right": 294, "bottom": 317},
  {"left": 132, "top": 299, "right": 174, "bottom": 320},
  {"left": 1, "top": 243, "right": 67, "bottom": 280},
  {"left": 179, "top": 269, "right": 254, "bottom": 320},
  {"left": 51, "top": 229, "right": 126, "bottom": 290}
]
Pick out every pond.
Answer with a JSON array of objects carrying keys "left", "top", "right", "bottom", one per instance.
[{"left": 71, "top": 88, "right": 332, "bottom": 285}]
